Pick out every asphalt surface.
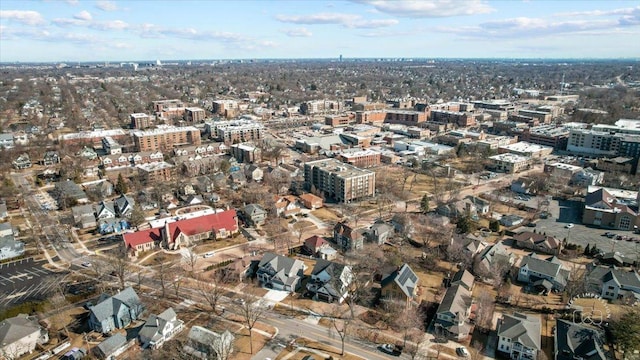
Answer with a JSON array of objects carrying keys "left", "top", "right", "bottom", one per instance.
[{"left": 0, "top": 257, "right": 61, "bottom": 306}]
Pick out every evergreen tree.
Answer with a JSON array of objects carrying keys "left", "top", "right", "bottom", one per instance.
[
  {"left": 583, "top": 244, "right": 591, "bottom": 256},
  {"left": 420, "top": 194, "right": 430, "bottom": 214},
  {"left": 115, "top": 174, "right": 128, "bottom": 195},
  {"left": 489, "top": 219, "right": 500, "bottom": 232}
]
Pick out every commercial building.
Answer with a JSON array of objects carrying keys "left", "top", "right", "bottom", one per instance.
[
  {"left": 498, "top": 142, "right": 553, "bottom": 158},
  {"left": 489, "top": 153, "right": 532, "bottom": 173},
  {"left": 517, "top": 109, "right": 552, "bottom": 124},
  {"left": 130, "top": 113, "right": 152, "bottom": 129},
  {"left": 518, "top": 125, "right": 570, "bottom": 150},
  {"left": 384, "top": 110, "right": 428, "bottom": 126},
  {"left": 133, "top": 125, "right": 201, "bottom": 152},
  {"left": 582, "top": 187, "right": 638, "bottom": 230},
  {"left": 304, "top": 158, "right": 375, "bottom": 203},
  {"left": 429, "top": 110, "right": 479, "bottom": 127}
]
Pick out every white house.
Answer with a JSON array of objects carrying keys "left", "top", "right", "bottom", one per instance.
[
  {"left": 138, "top": 308, "right": 184, "bottom": 349},
  {"left": 497, "top": 312, "right": 541, "bottom": 360},
  {"left": 0, "top": 314, "right": 49, "bottom": 359}
]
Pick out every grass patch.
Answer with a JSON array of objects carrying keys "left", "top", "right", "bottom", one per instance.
[{"left": 294, "top": 337, "right": 366, "bottom": 360}]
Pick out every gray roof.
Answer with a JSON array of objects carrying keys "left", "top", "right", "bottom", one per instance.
[
  {"left": 436, "top": 284, "right": 472, "bottom": 318},
  {"left": 114, "top": 195, "right": 134, "bottom": 214},
  {"left": 54, "top": 180, "right": 88, "bottom": 201},
  {"left": 497, "top": 313, "right": 541, "bottom": 351},
  {"left": 244, "top": 203, "right": 266, "bottom": 216},
  {"left": 309, "top": 259, "right": 350, "bottom": 298},
  {"left": 258, "top": 252, "right": 304, "bottom": 286},
  {"left": 520, "top": 253, "right": 561, "bottom": 278},
  {"left": 381, "top": 263, "right": 419, "bottom": 299},
  {"left": 451, "top": 269, "right": 474, "bottom": 290},
  {"left": 95, "top": 201, "right": 116, "bottom": 217},
  {"left": 0, "top": 314, "right": 42, "bottom": 346},
  {"left": 90, "top": 287, "right": 142, "bottom": 323},
  {"left": 72, "top": 204, "right": 94, "bottom": 218},
  {"left": 555, "top": 319, "right": 606, "bottom": 360},
  {"left": 139, "top": 307, "right": 177, "bottom": 343},
  {"left": 594, "top": 267, "right": 640, "bottom": 289},
  {"left": 96, "top": 333, "right": 127, "bottom": 356}
]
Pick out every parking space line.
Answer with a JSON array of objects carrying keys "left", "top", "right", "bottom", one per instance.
[{"left": 23, "top": 269, "right": 43, "bottom": 278}]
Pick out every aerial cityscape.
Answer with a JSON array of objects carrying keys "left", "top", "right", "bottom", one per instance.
[{"left": 1, "top": 1, "right": 640, "bottom": 360}]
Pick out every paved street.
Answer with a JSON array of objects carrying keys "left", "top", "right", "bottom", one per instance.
[{"left": 0, "top": 258, "right": 61, "bottom": 307}]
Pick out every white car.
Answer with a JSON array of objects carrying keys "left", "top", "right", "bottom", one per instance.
[
  {"left": 203, "top": 251, "right": 215, "bottom": 258},
  {"left": 456, "top": 346, "right": 470, "bottom": 357},
  {"left": 81, "top": 261, "right": 92, "bottom": 267},
  {"left": 565, "top": 223, "right": 574, "bottom": 229}
]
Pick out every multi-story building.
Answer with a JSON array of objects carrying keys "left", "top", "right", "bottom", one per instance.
[
  {"left": 300, "top": 100, "right": 343, "bottom": 115},
  {"left": 337, "top": 149, "right": 381, "bottom": 168},
  {"left": 325, "top": 114, "right": 354, "bottom": 127},
  {"left": 384, "top": 110, "right": 428, "bottom": 126},
  {"left": 592, "top": 119, "right": 640, "bottom": 136},
  {"left": 497, "top": 313, "right": 541, "bottom": 360},
  {"left": 207, "top": 120, "right": 264, "bottom": 144},
  {"left": 355, "top": 110, "right": 387, "bottom": 124},
  {"left": 304, "top": 158, "right": 375, "bottom": 203},
  {"left": 582, "top": 187, "right": 638, "bottom": 230},
  {"left": 230, "top": 142, "right": 261, "bottom": 163},
  {"left": 130, "top": 113, "right": 152, "bottom": 129},
  {"left": 133, "top": 125, "right": 201, "bottom": 152},
  {"left": 212, "top": 100, "right": 239, "bottom": 118},
  {"left": 490, "top": 153, "right": 532, "bottom": 173},
  {"left": 567, "top": 129, "right": 619, "bottom": 156},
  {"left": 471, "top": 99, "right": 514, "bottom": 112},
  {"left": 183, "top": 107, "right": 206, "bottom": 123},
  {"left": 498, "top": 142, "right": 553, "bottom": 159},
  {"left": 137, "top": 162, "right": 175, "bottom": 184},
  {"left": 517, "top": 109, "right": 552, "bottom": 124},
  {"left": 518, "top": 125, "right": 570, "bottom": 150},
  {"left": 153, "top": 99, "right": 184, "bottom": 113},
  {"left": 102, "top": 136, "right": 123, "bottom": 155},
  {"left": 429, "top": 110, "right": 479, "bottom": 127}
]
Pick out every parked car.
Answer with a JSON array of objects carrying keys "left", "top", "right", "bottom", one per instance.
[
  {"left": 565, "top": 223, "right": 574, "bottom": 229},
  {"left": 81, "top": 261, "right": 92, "bottom": 267},
  {"left": 456, "top": 346, "right": 470, "bottom": 357},
  {"left": 526, "top": 222, "right": 537, "bottom": 227},
  {"left": 379, "top": 344, "right": 402, "bottom": 356},
  {"left": 203, "top": 251, "right": 215, "bottom": 258}
]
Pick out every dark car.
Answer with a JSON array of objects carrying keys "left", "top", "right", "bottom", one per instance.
[{"left": 526, "top": 222, "right": 537, "bottom": 227}]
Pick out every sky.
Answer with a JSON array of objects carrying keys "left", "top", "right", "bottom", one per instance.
[{"left": 1, "top": 0, "right": 639, "bottom": 62}]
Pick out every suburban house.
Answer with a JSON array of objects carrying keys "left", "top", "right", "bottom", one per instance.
[
  {"left": 497, "top": 312, "right": 541, "bottom": 360},
  {"left": 113, "top": 195, "right": 135, "bottom": 217},
  {"left": 123, "top": 210, "right": 238, "bottom": 253},
  {"left": 139, "top": 307, "right": 184, "bottom": 349},
  {"left": 449, "top": 234, "right": 487, "bottom": 258},
  {"left": 53, "top": 179, "right": 89, "bottom": 205},
  {"left": 299, "top": 193, "right": 323, "bottom": 209},
  {"left": 303, "top": 235, "right": 337, "bottom": 260},
  {"left": 274, "top": 195, "right": 301, "bottom": 217},
  {"left": 94, "top": 333, "right": 132, "bottom": 360},
  {"left": 446, "top": 269, "right": 475, "bottom": 291},
  {"left": 12, "top": 153, "right": 32, "bottom": 170},
  {"left": 365, "top": 222, "right": 394, "bottom": 245},
  {"left": 0, "top": 314, "right": 49, "bottom": 359},
  {"left": 437, "top": 196, "right": 490, "bottom": 220},
  {"left": 242, "top": 204, "right": 267, "bottom": 226},
  {"left": 517, "top": 253, "right": 570, "bottom": 292},
  {"left": 95, "top": 201, "right": 117, "bottom": 220},
  {"left": 513, "top": 231, "right": 563, "bottom": 255},
  {"left": 244, "top": 164, "right": 264, "bottom": 182},
  {"left": 184, "top": 326, "right": 234, "bottom": 360},
  {"left": 381, "top": 263, "right": 420, "bottom": 304},
  {"left": 306, "top": 259, "right": 353, "bottom": 303},
  {"left": 42, "top": 151, "right": 60, "bottom": 166},
  {"left": 500, "top": 214, "right": 525, "bottom": 227},
  {"left": 256, "top": 252, "right": 305, "bottom": 292},
  {"left": 72, "top": 204, "right": 98, "bottom": 229},
  {"left": 88, "top": 287, "right": 144, "bottom": 334},
  {"left": 586, "top": 264, "right": 640, "bottom": 303},
  {"left": 554, "top": 319, "right": 608, "bottom": 360},
  {"left": 434, "top": 283, "right": 473, "bottom": 340},
  {"left": 474, "top": 242, "right": 516, "bottom": 278},
  {"left": 582, "top": 187, "right": 639, "bottom": 231},
  {"left": 333, "top": 221, "right": 365, "bottom": 252}
]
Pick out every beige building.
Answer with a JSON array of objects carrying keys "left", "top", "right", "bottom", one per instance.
[
  {"left": 304, "top": 158, "right": 375, "bottom": 203},
  {"left": 130, "top": 113, "right": 152, "bottom": 129},
  {"left": 184, "top": 107, "right": 206, "bottom": 123},
  {"left": 498, "top": 141, "right": 553, "bottom": 158},
  {"left": 137, "top": 162, "right": 175, "bottom": 184},
  {"left": 490, "top": 153, "right": 532, "bottom": 173}
]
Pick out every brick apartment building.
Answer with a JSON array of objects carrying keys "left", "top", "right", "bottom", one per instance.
[
  {"left": 429, "top": 110, "right": 479, "bottom": 127},
  {"left": 304, "top": 158, "right": 376, "bottom": 203},
  {"left": 184, "top": 107, "right": 206, "bottom": 123},
  {"left": 137, "top": 162, "right": 175, "bottom": 184},
  {"left": 212, "top": 100, "right": 239, "bottom": 118},
  {"left": 133, "top": 125, "right": 201, "bottom": 152},
  {"left": 210, "top": 120, "right": 264, "bottom": 144},
  {"left": 337, "top": 149, "right": 381, "bottom": 168},
  {"left": 130, "top": 113, "right": 152, "bottom": 129}
]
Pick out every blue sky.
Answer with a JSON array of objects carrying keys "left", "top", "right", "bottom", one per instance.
[{"left": 1, "top": 0, "right": 639, "bottom": 62}]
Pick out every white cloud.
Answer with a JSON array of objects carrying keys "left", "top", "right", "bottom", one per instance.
[
  {"left": 73, "top": 10, "right": 92, "bottom": 21},
  {"left": 0, "top": 10, "right": 46, "bottom": 26},
  {"left": 275, "top": 12, "right": 397, "bottom": 29},
  {"left": 96, "top": 0, "right": 119, "bottom": 11},
  {"left": 352, "top": 0, "right": 494, "bottom": 18},
  {"left": 554, "top": 6, "right": 639, "bottom": 18},
  {"left": 91, "top": 20, "right": 129, "bottom": 30},
  {"left": 281, "top": 27, "right": 313, "bottom": 37},
  {"left": 66, "top": 0, "right": 79, "bottom": 5}
]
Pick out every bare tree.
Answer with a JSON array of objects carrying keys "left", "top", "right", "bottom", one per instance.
[
  {"left": 234, "top": 292, "right": 266, "bottom": 354},
  {"left": 327, "top": 304, "right": 352, "bottom": 356},
  {"left": 156, "top": 255, "right": 168, "bottom": 298},
  {"left": 182, "top": 247, "right": 200, "bottom": 277},
  {"left": 110, "top": 246, "right": 131, "bottom": 290},
  {"left": 172, "top": 275, "right": 183, "bottom": 298},
  {"left": 385, "top": 299, "right": 425, "bottom": 348},
  {"left": 196, "top": 272, "right": 225, "bottom": 316},
  {"left": 210, "top": 330, "right": 235, "bottom": 360},
  {"left": 474, "top": 291, "right": 495, "bottom": 332}
]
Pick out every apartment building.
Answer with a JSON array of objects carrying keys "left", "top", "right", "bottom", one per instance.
[
  {"left": 102, "top": 136, "right": 123, "bottom": 155},
  {"left": 153, "top": 99, "right": 184, "bottom": 113},
  {"left": 304, "top": 158, "right": 375, "bottom": 203},
  {"left": 230, "top": 142, "right": 261, "bottom": 163},
  {"left": 384, "top": 110, "right": 428, "bottom": 126},
  {"left": 184, "top": 107, "right": 206, "bottom": 123},
  {"left": 133, "top": 125, "right": 201, "bottom": 152},
  {"left": 300, "top": 100, "right": 343, "bottom": 115},
  {"left": 337, "top": 149, "right": 381, "bottom": 168},
  {"left": 498, "top": 142, "right": 553, "bottom": 159},
  {"left": 325, "top": 114, "right": 354, "bottom": 127},
  {"left": 212, "top": 100, "right": 239, "bottom": 118},
  {"left": 130, "top": 113, "right": 152, "bottom": 129},
  {"left": 207, "top": 120, "right": 264, "bottom": 144},
  {"left": 137, "top": 162, "right": 175, "bottom": 184},
  {"left": 517, "top": 109, "right": 552, "bottom": 124},
  {"left": 355, "top": 110, "right": 387, "bottom": 124}
]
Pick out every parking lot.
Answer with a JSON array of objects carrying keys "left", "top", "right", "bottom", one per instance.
[
  {"left": 513, "top": 197, "right": 640, "bottom": 261},
  {"left": 0, "top": 257, "right": 62, "bottom": 306}
]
